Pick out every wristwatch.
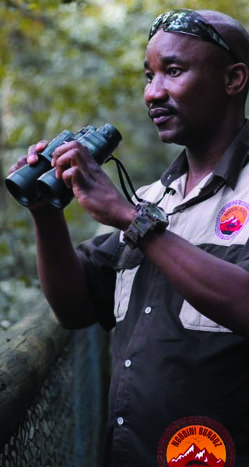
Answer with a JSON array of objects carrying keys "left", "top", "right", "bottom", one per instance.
[{"left": 123, "top": 201, "right": 169, "bottom": 249}]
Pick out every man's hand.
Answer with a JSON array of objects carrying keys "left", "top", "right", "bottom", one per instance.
[
  {"left": 8, "top": 140, "right": 52, "bottom": 213},
  {"left": 9, "top": 140, "right": 49, "bottom": 174},
  {"left": 52, "top": 140, "right": 136, "bottom": 230}
]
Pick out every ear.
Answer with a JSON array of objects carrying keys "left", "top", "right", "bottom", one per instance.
[{"left": 225, "top": 63, "right": 249, "bottom": 96}]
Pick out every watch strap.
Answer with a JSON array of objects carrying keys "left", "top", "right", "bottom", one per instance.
[{"left": 123, "top": 201, "right": 168, "bottom": 249}]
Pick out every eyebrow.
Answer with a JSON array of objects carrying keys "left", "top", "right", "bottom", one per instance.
[{"left": 144, "top": 55, "right": 187, "bottom": 69}]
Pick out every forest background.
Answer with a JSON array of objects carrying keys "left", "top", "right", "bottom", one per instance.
[{"left": 0, "top": 0, "right": 249, "bottom": 326}]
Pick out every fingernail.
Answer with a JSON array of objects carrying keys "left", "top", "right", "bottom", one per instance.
[
  {"left": 28, "top": 154, "right": 37, "bottom": 164},
  {"left": 36, "top": 142, "right": 45, "bottom": 151}
]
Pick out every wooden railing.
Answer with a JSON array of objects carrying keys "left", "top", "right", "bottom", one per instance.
[{"left": 0, "top": 310, "right": 110, "bottom": 466}]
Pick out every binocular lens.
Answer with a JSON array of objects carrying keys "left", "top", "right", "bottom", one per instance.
[
  {"left": 5, "top": 159, "right": 50, "bottom": 206},
  {"left": 37, "top": 168, "right": 74, "bottom": 209},
  {"left": 5, "top": 176, "right": 40, "bottom": 207}
]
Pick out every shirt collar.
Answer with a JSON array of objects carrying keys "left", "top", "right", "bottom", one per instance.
[{"left": 161, "top": 120, "right": 249, "bottom": 190}]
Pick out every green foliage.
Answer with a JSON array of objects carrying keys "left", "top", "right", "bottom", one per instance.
[{"left": 1, "top": 0, "right": 249, "bottom": 322}]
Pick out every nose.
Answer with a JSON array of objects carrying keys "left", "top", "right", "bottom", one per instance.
[{"left": 144, "top": 74, "right": 169, "bottom": 107}]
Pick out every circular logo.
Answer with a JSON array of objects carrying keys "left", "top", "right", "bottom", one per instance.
[
  {"left": 157, "top": 416, "right": 235, "bottom": 466},
  {"left": 216, "top": 200, "right": 249, "bottom": 240}
]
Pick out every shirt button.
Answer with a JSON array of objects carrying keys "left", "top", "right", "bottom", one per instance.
[
  {"left": 125, "top": 359, "right": 132, "bottom": 368},
  {"left": 117, "top": 417, "right": 124, "bottom": 426},
  {"left": 144, "top": 306, "right": 152, "bottom": 315}
]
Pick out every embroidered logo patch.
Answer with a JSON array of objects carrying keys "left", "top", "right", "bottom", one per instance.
[
  {"left": 216, "top": 201, "right": 249, "bottom": 240},
  {"left": 157, "top": 416, "right": 235, "bottom": 466}
]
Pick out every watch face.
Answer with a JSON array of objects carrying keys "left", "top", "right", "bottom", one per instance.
[
  {"left": 145, "top": 204, "right": 167, "bottom": 222},
  {"left": 124, "top": 201, "right": 168, "bottom": 248}
]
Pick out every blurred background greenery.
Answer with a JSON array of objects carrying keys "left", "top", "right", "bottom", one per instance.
[{"left": 0, "top": 0, "right": 249, "bottom": 326}]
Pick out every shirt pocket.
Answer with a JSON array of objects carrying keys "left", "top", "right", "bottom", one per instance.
[
  {"left": 114, "top": 266, "right": 140, "bottom": 322},
  {"left": 179, "top": 300, "right": 233, "bottom": 333}
]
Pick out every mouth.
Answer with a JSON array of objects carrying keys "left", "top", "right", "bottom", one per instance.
[{"left": 149, "top": 107, "right": 177, "bottom": 126}]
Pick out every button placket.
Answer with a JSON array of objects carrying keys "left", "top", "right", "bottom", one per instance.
[
  {"left": 124, "top": 359, "right": 132, "bottom": 368},
  {"left": 144, "top": 306, "right": 152, "bottom": 315},
  {"left": 117, "top": 416, "right": 124, "bottom": 426}
]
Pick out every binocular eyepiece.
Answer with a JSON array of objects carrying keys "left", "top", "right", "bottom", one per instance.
[{"left": 5, "top": 124, "right": 122, "bottom": 209}]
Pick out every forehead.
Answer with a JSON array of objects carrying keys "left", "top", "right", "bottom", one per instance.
[{"left": 145, "top": 29, "right": 216, "bottom": 66}]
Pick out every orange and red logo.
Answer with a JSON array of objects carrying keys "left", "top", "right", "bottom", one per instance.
[
  {"left": 216, "top": 201, "right": 249, "bottom": 240},
  {"left": 157, "top": 416, "right": 235, "bottom": 467}
]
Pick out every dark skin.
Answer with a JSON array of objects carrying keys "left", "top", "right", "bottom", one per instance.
[
  {"left": 21, "top": 141, "right": 135, "bottom": 329},
  {"left": 10, "top": 20, "right": 249, "bottom": 335},
  {"left": 144, "top": 31, "right": 248, "bottom": 194}
]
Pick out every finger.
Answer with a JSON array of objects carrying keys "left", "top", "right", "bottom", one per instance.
[
  {"left": 53, "top": 149, "right": 85, "bottom": 179},
  {"left": 55, "top": 149, "right": 75, "bottom": 178},
  {"left": 8, "top": 156, "right": 27, "bottom": 174},
  {"left": 52, "top": 141, "right": 79, "bottom": 166},
  {"left": 27, "top": 144, "right": 37, "bottom": 159},
  {"left": 8, "top": 164, "right": 18, "bottom": 175},
  {"left": 27, "top": 140, "right": 48, "bottom": 164},
  {"left": 51, "top": 141, "right": 90, "bottom": 167},
  {"left": 62, "top": 166, "right": 91, "bottom": 191},
  {"left": 35, "top": 140, "right": 49, "bottom": 152},
  {"left": 27, "top": 153, "right": 39, "bottom": 164},
  {"left": 54, "top": 147, "right": 94, "bottom": 180}
]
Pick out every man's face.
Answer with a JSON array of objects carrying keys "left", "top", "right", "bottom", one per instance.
[{"left": 144, "top": 29, "right": 230, "bottom": 147}]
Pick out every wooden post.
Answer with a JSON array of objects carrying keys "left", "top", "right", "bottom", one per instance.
[{"left": 0, "top": 309, "right": 70, "bottom": 449}]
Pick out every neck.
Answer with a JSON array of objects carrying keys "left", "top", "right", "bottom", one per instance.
[{"left": 184, "top": 116, "right": 246, "bottom": 196}]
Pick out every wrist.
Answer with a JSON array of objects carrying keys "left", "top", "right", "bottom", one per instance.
[
  {"left": 117, "top": 206, "right": 137, "bottom": 231},
  {"left": 30, "top": 201, "right": 64, "bottom": 223},
  {"left": 123, "top": 201, "right": 168, "bottom": 249}
]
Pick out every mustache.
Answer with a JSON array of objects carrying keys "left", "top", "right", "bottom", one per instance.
[{"left": 148, "top": 103, "right": 178, "bottom": 119}]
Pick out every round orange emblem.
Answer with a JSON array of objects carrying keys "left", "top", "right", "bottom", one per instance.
[
  {"left": 216, "top": 200, "right": 249, "bottom": 240},
  {"left": 157, "top": 416, "right": 235, "bottom": 466}
]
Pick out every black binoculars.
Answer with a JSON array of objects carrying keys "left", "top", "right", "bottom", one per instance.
[{"left": 5, "top": 124, "right": 122, "bottom": 209}]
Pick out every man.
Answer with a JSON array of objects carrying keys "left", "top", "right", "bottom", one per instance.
[{"left": 10, "top": 8, "right": 249, "bottom": 466}]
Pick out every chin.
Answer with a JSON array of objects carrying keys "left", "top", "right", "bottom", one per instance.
[
  {"left": 157, "top": 126, "right": 187, "bottom": 147},
  {"left": 158, "top": 128, "right": 179, "bottom": 144}
]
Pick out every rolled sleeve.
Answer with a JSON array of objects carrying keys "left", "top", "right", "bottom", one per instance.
[{"left": 76, "top": 231, "right": 122, "bottom": 331}]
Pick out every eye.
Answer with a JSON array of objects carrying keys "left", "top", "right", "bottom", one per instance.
[
  {"left": 144, "top": 71, "right": 154, "bottom": 83},
  {"left": 168, "top": 67, "right": 182, "bottom": 77}
]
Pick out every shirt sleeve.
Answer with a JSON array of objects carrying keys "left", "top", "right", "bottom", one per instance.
[
  {"left": 76, "top": 230, "right": 122, "bottom": 331},
  {"left": 236, "top": 241, "right": 249, "bottom": 273},
  {"left": 215, "top": 238, "right": 249, "bottom": 273}
]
